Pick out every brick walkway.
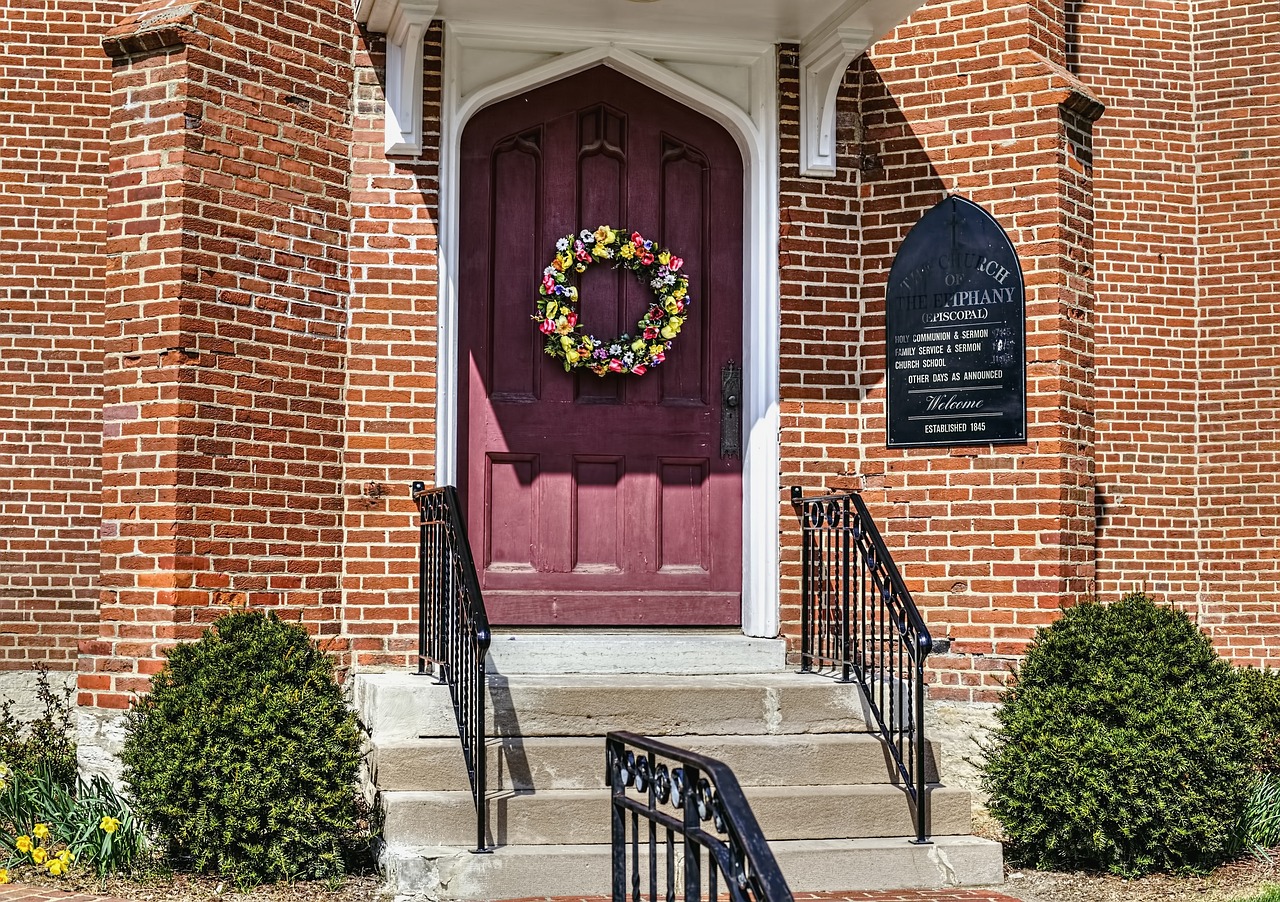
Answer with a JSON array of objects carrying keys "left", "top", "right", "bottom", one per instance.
[{"left": 0, "top": 887, "right": 1020, "bottom": 902}]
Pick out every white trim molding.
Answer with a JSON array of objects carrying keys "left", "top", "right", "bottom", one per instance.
[
  {"left": 355, "top": 0, "right": 438, "bottom": 155},
  {"left": 798, "top": 21, "right": 872, "bottom": 177},
  {"left": 436, "top": 25, "right": 782, "bottom": 638}
]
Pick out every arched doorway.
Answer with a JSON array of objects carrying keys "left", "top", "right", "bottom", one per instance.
[{"left": 457, "top": 65, "right": 745, "bottom": 626}]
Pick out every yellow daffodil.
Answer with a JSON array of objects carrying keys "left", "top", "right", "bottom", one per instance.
[
  {"left": 33, "top": 823, "right": 50, "bottom": 840},
  {"left": 660, "top": 324, "right": 678, "bottom": 340},
  {"left": 0, "top": 867, "right": 9, "bottom": 884},
  {"left": 45, "top": 858, "right": 64, "bottom": 877},
  {"left": 57, "top": 850, "right": 73, "bottom": 864},
  {"left": 664, "top": 298, "right": 679, "bottom": 314},
  {"left": 32, "top": 846, "right": 47, "bottom": 865},
  {"left": 591, "top": 242, "right": 610, "bottom": 259},
  {"left": 559, "top": 252, "right": 573, "bottom": 270},
  {"left": 658, "top": 250, "right": 671, "bottom": 265},
  {"left": 15, "top": 835, "right": 31, "bottom": 854},
  {"left": 100, "top": 814, "right": 122, "bottom": 834},
  {"left": 594, "top": 226, "right": 616, "bottom": 245}
]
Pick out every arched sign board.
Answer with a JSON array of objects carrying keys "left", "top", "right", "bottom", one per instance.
[{"left": 885, "top": 195, "right": 1026, "bottom": 448}]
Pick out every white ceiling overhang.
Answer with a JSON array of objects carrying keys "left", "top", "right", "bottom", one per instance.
[{"left": 355, "top": 0, "right": 929, "bottom": 175}]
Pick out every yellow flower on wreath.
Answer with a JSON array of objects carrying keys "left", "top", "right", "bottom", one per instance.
[
  {"left": 15, "top": 835, "right": 31, "bottom": 854},
  {"left": 31, "top": 846, "right": 47, "bottom": 865},
  {"left": 100, "top": 815, "right": 121, "bottom": 834},
  {"left": 33, "top": 823, "right": 50, "bottom": 840}
]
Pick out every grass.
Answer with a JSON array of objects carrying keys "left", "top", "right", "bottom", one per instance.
[{"left": 1236, "top": 885, "right": 1280, "bottom": 902}]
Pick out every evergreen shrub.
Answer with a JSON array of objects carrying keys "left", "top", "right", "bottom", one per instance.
[
  {"left": 122, "top": 611, "right": 362, "bottom": 885},
  {"left": 1240, "top": 667, "right": 1280, "bottom": 773},
  {"left": 983, "top": 592, "right": 1257, "bottom": 876}
]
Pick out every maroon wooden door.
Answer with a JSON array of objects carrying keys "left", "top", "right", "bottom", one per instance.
[{"left": 458, "top": 66, "right": 745, "bottom": 626}]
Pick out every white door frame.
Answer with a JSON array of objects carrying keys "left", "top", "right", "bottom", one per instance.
[{"left": 434, "top": 24, "right": 781, "bottom": 637}]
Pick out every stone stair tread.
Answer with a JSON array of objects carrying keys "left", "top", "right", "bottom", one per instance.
[
  {"left": 356, "top": 671, "right": 875, "bottom": 740},
  {"left": 381, "top": 835, "right": 1004, "bottom": 900},
  {"left": 485, "top": 632, "right": 788, "bottom": 675},
  {"left": 380, "top": 783, "right": 973, "bottom": 846},
  {"left": 371, "top": 732, "right": 940, "bottom": 791}
]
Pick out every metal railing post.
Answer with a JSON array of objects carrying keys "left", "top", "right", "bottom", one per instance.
[
  {"left": 609, "top": 731, "right": 793, "bottom": 902},
  {"left": 411, "top": 483, "right": 493, "bottom": 854},
  {"left": 790, "top": 488, "right": 934, "bottom": 845}
]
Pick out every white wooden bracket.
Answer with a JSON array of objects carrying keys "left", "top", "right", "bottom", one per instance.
[
  {"left": 355, "top": 0, "right": 439, "bottom": 156},
  {"left": 798, "top": 21, "right": 871, "bottom": 177}
]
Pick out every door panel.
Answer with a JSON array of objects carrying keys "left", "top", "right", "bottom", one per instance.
[{"left": 459, "top": 66, "right": 744, "bottom": 625}]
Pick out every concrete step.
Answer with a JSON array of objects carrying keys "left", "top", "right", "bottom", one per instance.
[
  {"left": 382, "top": 835, "right": 1004, "bottom": 900},
  {"left": 485, "top": 631, "right": 787, "bottom": 674},
  {"left": 355, "top": 671, "right": 873, "bottom": 741},
  {"left": 372, "top": 732, "right": 941, "bottom": 792},
  {"left": 381, "top": 783, "right": 972, "bottom": 847}
]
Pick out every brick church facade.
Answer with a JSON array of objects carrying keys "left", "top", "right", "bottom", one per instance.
[{"left": 2, "top": 0, "right": 1278, "bottom": 725}]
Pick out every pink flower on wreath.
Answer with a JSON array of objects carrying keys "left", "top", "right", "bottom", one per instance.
[
  {"left": 565, "top": 312, "right": 578, "bottom": 328},
  {"left": 575, "top": 248, "right": 591, "bottom": 262},
  {"left": 631, "top": 231, "right": 645, "bottom": 248},
  {"left": 652, "top": 351, "right": 666, "bottom": 364},
  {"left": 608, "top": 359, "right": 624, "bottom": 372},
  {"left": 542, "top": 274, "right": 556, "bottom": 292},
  {"left": 669, "top": 256, "right": 683, "bottom": 272},
  {"left": 539, "top": 319, "right": 556, "bottom": 334},
  {"left": 643, "top": 327, "right": 658, "bottom": 340},
  {"left": 632, "top": 365, "right": 647, "bottom": 375}
]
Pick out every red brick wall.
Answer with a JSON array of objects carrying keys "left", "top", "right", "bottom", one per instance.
[
  {"left": 81, "top": 0, "right": 355, "bottom": 708},
  {"left": 342, "top": 24, "right": 443, "bottom": 668},
  {"left": 1194, "top": 1, "right": 1280, "bottom": 665},
  {"left": 1073, "top": 2, "right": 1201, "bottom": 614},
  {"left": 0, "top": 0, "right": 125, "bottom": 671},
  {"left": 779, "top": 0, "right": 1101, "bottom": 702}
]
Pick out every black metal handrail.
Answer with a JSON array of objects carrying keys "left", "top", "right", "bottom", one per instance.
[
  {"left": 607, "top": 731, "right": 793, "bottom": 902},
  {"left": 412, "top": 482, "right": 492, "bottom": 853},
  {"left": 790, "top": 487, "right": 934, "bottom": 844}
]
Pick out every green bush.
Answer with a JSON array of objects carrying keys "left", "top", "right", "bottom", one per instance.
[
  {"left": 1240, "top": 667, "right": 1280, "bottom": 773},
  {"left": 0, "top": 665, "right": 77, "bottom": 787},
  {"left": 121, "top": 611, "right": 362, "bottom": 886},
  {"left": 983, "top": 592, "right": 1258, "bottom": 876}
]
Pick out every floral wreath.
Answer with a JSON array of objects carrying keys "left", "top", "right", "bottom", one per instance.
[{"left": 535, "top": 225, "right": 690, "bottom": 375}]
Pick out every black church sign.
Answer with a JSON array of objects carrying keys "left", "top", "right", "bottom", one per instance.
[{"left": 885, "top": 196, "right": 1026, "bottom": 448}]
